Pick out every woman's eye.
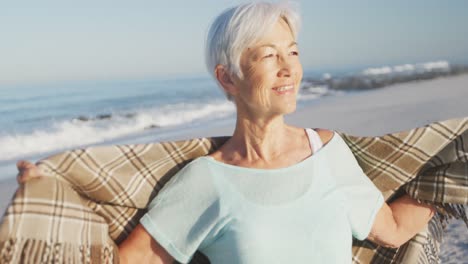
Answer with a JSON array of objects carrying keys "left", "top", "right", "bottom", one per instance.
[
  {"left": 290, "top": 51, "right": 299, "bottom": 56},
  {"left": 263, "top": 53, "right": 275, "bottom": 59}
]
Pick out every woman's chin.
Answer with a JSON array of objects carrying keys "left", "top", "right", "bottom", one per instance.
[
  {"left": 275, "top": 102, "right": 297, "bottom": 115},
  {"left": 284, "top": 105, "right": 297, "bottom": 115}
]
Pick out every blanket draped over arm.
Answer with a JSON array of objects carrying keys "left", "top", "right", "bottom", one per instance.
[{"left": 1, "top": 117, "right": 467, "bottom": 263}]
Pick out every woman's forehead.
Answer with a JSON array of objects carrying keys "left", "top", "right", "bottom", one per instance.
[{"left": 250, "top": 20, "right": 295, "bottom": 49}]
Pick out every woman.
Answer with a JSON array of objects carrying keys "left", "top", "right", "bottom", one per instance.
[{"left": 18, "top": 2, "right": 435, "bottom": 263}]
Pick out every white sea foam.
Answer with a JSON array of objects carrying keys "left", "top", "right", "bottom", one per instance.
[
  {"left": 422, "top": 61, "right": 450, "bottom": 71},
  {"left": 363, "top": 66, "right": 393, "bottom": 75},
  {"left": 393, "top": 64, "right": 415, "bottom": 72},
  {"left": 0, "top": 100, "right": 236, "bottom": 161},
  {"left": 362, "top": 60, "right": 450, "bottom": 76}
]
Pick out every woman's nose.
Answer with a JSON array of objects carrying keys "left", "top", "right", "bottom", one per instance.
[{"left": 277, "top": 58, "right": 292, "bottom": 77}]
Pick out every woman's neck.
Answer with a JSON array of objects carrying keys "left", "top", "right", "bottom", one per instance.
[{"left": 229, "top": 114, "right": 291, "bottom": 162}]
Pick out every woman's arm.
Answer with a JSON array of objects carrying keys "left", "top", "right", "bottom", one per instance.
[
  {"left": 119, "top": 224, "right": 175, "bottom": 264},
  {"left": 367, "top": 193, "right": 436, "bottom": 248}
]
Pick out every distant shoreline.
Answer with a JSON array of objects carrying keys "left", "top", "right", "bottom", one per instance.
[{"left": 302, "top": 62, "right": 468, "bottom": 92}]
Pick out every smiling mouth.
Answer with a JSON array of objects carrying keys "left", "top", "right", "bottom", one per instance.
[{"left": 272, "top": 84, "right": 294, "bottom": 94}]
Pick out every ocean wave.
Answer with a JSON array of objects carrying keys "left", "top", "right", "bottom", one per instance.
[
  {"left": 0, "top": 100, "right": 236, "bottom": 161},
  {"left": 362, "top": 60, "right": 450, "bottom": 76}
]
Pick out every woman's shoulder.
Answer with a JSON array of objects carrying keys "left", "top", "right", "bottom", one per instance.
[
  {"left": 161, "top": 157, "right": 218, "bottom": 195},
  {"left": 313, "top": 128, "right": 336, "bottom": 146},
  {"left": 178, "top": 157, "right": 212, "bottom": 175}
]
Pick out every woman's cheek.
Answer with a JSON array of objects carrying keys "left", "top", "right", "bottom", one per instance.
[
  {"left": 255, "top": 84, "right": 271, "bottom": 109},
  {"left": 293, "top": 59, "right": 304, "bottom": 79}
]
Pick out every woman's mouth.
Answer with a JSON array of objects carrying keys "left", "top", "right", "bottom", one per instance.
[{"left": 272, "top": 85, "right": 294, "bottom": 95}]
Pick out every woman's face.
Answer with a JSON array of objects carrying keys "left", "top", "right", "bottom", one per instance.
[{"left": 232, "top": 18, "right": 303, "bottom": 118}]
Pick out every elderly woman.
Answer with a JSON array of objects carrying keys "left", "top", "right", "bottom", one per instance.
[{"left": 17, "top": 2, "right": 435, "bottom": 264}]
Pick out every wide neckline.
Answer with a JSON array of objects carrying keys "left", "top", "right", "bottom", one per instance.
[{"left": 201, "top": 129, "right": 337, "bottom": 174}]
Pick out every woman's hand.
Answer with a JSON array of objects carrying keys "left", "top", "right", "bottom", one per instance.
[
  {"left": 16, "top": 160, "right": 44, "bottom": 184},
  {"left": 367, "top": 193, "right": 436, "bottom": 248}
]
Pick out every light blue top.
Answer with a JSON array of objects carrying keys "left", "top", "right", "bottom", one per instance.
[{"left": 140, "top": 131, "right": 384, "bottom": 264}]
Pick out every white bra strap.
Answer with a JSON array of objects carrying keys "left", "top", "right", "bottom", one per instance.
[{"left": 305, "top": 128, "right": 323, "bottom": 153}]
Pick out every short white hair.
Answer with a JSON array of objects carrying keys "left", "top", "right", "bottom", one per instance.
[{"left": 205, "top": 1, "right": 301, "bottom": 100}]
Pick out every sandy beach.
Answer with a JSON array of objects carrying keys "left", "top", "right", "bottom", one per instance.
[{"left": 1, "top": 74, "right": 467, "bottom": 261}]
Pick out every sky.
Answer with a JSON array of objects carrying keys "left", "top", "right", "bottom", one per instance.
[{"left": 1, "top": 0, "right": 467, "bottom": 85}]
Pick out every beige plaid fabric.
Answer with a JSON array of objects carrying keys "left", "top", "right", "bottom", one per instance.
[{"left": 1, "top": 117, "right": 467, "bottom": 263}]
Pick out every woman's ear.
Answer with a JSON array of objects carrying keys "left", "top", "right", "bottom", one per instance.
[{"left": 215, "top": 65, "right": 238, "bottom": 97}]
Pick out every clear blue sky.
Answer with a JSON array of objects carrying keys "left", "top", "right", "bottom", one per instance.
[{"left": 1, "top": 0, "right": 467, "bottom": 84}]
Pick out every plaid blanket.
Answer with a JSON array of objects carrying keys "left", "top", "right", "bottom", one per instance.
[{"left": 1, "top": 117, "right": 467, "bottom": 263}]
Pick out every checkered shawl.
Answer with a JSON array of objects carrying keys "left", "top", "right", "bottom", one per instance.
[{"left": 1, "top": 117, "right": 467, "bottom": 264}]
